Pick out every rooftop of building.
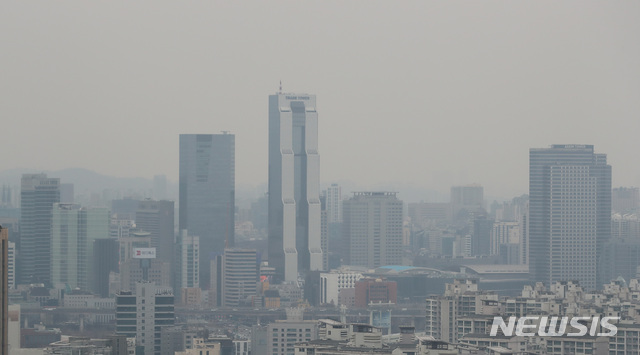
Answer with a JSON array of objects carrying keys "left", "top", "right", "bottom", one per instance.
[{"left": 462, "top": 265, "right": 529, "bottom": 274}]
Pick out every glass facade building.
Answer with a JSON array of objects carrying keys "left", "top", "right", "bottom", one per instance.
[
  {"left": 50, "top": 204, "right": 110, "bottom": 290},
  {"left": 179, "top": 133, "right": 235, "bottom": 289},
  {"left": 19, "top": 174, "right": 60, "bottom": 285}
]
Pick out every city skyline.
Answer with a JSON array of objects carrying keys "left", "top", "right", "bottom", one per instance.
[{"left": 2, "top": 2, "right": 640, "bottom": 353}]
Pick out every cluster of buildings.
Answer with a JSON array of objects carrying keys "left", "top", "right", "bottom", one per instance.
[
  {"left": 0, "top": 90, "right": 640, "bottom": 355},
  {"left": 422, "top": 278, "right": 640, "bottom": 354}
]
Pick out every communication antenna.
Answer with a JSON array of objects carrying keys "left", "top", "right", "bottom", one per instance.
[{"left": 279, "top": 80, "right": 283, "bottom": 94}]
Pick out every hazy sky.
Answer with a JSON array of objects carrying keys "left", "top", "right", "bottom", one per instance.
[{"left": 2, "top": 1, "right": 639, "bottom": 199}]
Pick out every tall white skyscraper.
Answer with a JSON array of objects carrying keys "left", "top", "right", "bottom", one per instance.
[{"left": 268, "top": 92, "right": 322, "bottom": 282}]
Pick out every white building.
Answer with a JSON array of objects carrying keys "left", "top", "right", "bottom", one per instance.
[
  {"left": 8, "top": 240, "right": 15, "bottom": 289},
  {"left": 176, "top": 230, "right": 199, "bottom": 289},
  {"left": 490, "top": 222, "right": 519, "bottom": 255},
  {"left": 222, "top": 249, "right": 258, "bottom": 307},
  {"left": 234, "top": 339, "right": 250, "bottom": 355},
  {"left": 319, "top": 270, "right": 363, "bottom": 305},
  {"left": 267, "top": 320, "right": 318, "bottom": 355},
  {"left": 268, "top": 92, "right": 322, "bottom": 282}
]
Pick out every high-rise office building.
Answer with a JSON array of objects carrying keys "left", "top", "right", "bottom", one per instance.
[
  {"left": 116, "top": 282, "right": 175, "bottom": 355},
  {"left": 50, "top": 204, "right": 110, "bottom": 291},
  {"left": 325, "top": 184, "right": 342, "bottom": 269},
  {"left": 529, "top": 144, "right": 611, "bottom": 290},
  {"left": 7, "top": 241, "right": 14, "bottom": 290},
  {"left": 180, "top": 133, "right": 235, "bottom": 289},
  {"left": 470, "top": 216, "right": 493, "bottom": 257},
  {"left": 612, "top": 187, "right": 639, "bottom": 214},
  {"left": 342, "top": 192, "right": 403, "bottom": 268},
  {"left": 51, "top": 204, "right": 80, "bottom": 290},
  {"left": 1, "top": 185, "right": 14, "bottom": 207},
  {"left": 326, "top": 184, "right": 342, "bottom": 224},
  {"left": 450, "top": 184, "right": 484, "bottom": 221},
  {"left": 320, "top": 195, "right": 329, "bottom": 271},
  {"left": 19, "top": 174, "right": 60, "bottom": 285},
  {"left": 222, "top": 248, "right": 258, "bottom": 307},
  {"left": 117, "top": 230, "right": 172, "bottom": 293},
  {"left": 490, "top": 221, "right": 520, "bottom": 255},
  {"left": 209, "top": 255, "right": 223, "bottom": 307},
  {"left": 176, "top": 230, "right": 199, "bottom": 290},
  {"left": 268, "top": 93, "right": 322, "bottom": 281},
  {"left": 136, "top": 199, "right": 175, "bottom": 268},
  {"left": 519, "top": 203, "right": 529, "bottom": 266},
  {"left": 0, "top": 226, "right": 8, "bottom": 355}
]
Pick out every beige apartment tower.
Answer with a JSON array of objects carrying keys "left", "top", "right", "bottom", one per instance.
[{"left": 342, "top": 192, "right": 403, "bottom": 268}]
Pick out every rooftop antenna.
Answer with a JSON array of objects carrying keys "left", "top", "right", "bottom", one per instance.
[{"left": 279, "top": 80, "right": 282, "bottom": 94}]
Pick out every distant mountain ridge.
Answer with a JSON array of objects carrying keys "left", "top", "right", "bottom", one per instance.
[{"left": 0, "top": 168, "right": 157, "bottom": 194}]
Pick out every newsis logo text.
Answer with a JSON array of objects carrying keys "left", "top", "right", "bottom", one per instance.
[{"left": 490, "top": 316, "right": 619, "bottom": 337}]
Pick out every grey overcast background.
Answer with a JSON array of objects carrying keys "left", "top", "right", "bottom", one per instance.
[{"left": 1, "top": 1, "right": 639, "bottom": 200}]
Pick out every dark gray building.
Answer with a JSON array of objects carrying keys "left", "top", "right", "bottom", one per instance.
[
  {"left": 179, "top": 133, "right": 235, "bottom": 289},
  {"left": 529, "top": 145, "right": 611, "bottom": 290},
  {"left": 601, "top": 238, "right": 640, "bottom": 283},
  {"left": 19, "top": 174, "right": 60, "bottom": 285},
  {"left": 471, "top": 215, "right": 493, "bottom": 257},
  {"left": 268, "top": 93, "right": 322, "bottom": 282},
  {"left": 92, "top": 238, "right": 119, "bottom": 297},
  {"left": 136, "top": 199, "right": 175, "bottom": 268}
]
